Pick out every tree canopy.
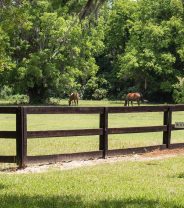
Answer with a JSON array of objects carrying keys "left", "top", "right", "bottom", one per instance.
[{"left": 0, "top": 0, "right": 184, "bottom": 103}]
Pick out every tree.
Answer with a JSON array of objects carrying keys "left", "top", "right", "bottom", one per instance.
[
  {"left": 101, "top": 0, "right": 184, "bottom": 102},
  {"left": 0, "top": 0, "right": 105, "bottom": 103}
]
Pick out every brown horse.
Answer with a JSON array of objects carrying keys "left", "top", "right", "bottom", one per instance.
[
  {"left": 69, "top": 92, "right": 79, "bottom": 106},
  {"left": 124, "top": 92, "right": 143, "bottom": 106}
]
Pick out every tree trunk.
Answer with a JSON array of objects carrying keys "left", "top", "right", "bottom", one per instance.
[{"left": 28, "top": 87, "right": 46, "bottom": 104}]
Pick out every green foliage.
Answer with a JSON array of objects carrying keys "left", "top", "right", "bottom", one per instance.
[
  {"left": 48, "top": 97, "right": 63, "bottom": 105},
  {"left": 173, "top": 77, "right": 184, "bottom": 103},
  {"left": 0, "top": 85, "right": 13, "bottom": 99},
  {"left": 92, "top": 88, "right": 107, "bottom": 100},
  {"left": 0, "top": 0, "right": 105, "bottom": 103},
  {"left": 83, "top": 76, "right": 109, "bottom": 99},
  {"left": 9, "top": 94, "right": 29, "bottom": 104},
  {"left": 99, "top": 0, "right": 184, "bottom": 102},
  {"left": 1, "top": 0, "right": 184, "bottom": 103}
]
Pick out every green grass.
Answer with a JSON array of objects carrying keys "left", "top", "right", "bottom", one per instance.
[
  {"left": 0, "top": 100, "right": 183, "bottom": 156},
  {"left": 0, "top": 156, "right": 184, "bottom": 208},
  {"left": 0, "top": 99, "right": 184, "bottom": 208}
]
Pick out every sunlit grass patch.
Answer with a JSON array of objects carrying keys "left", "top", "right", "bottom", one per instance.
[
  {"left": 0, "top": 156, "right": 183, "bottom": 208},
  {"left": 27, "top": 136, "right": 99, "bottom": 155},
  {"left": 108, "top": 132, "right": 163, "bottom": 150}
]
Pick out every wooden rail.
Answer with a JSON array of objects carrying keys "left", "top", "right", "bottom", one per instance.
[
  {"left": 0, "top": 105, "right": 184, "bottom": 168},
  {"left": 27, "top": 129, "right": 103, "bottom": 138}
]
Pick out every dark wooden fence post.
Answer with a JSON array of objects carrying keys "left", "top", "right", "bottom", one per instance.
[
  {"left": 99, "top": 107, "right": 108, "bottom": 158},
  {"left": 163, "top": 107, "right": 172, "bottom": 148},
  {"left": 16, "top": 107, "right": 27, "bottom": 168}
]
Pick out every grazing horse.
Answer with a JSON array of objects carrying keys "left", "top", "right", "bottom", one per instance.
[
  {"left": 69, "top": 92, "right": 79, "bottom": 106},
  {"left": 124, "top": 92, "right": 143, "bottom": 106}
]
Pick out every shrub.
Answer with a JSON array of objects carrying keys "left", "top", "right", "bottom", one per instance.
[
  {"left": 48, "top": 97, "right": 61, "bottom": 105},
  {"left": 9, "top": 94, "right": 29, "bottom": 104},
  {"left": 173, "top": 77, "right": 184, "bottom": 103},
  {"left": 0, "top": 85, "right": 13, "bottom": 99},
  {"left": 92, "top": 88, "right": 107, "bottom": 100}
]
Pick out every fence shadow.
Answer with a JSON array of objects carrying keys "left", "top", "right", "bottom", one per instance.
[
  {"left": 0, "top": 194, "right": 182, "bottom": 208},
  {"left": 0, "top": 184, "right": 6, "bottom": 190}
]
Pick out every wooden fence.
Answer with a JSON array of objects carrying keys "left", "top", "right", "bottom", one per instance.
[{"left": 0, "top": 105, "right": 184, "bottom": 168}]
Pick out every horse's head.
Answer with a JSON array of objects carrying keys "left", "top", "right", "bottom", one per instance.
[{"left": 68, "top": 93, "right": 73, "bottom": 106}]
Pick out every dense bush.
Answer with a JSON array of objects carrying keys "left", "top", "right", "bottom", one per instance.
[
  {"left": 92, "top": 88, "right": 107, "bottom": 100},
  {"left": 9, "top": 94, "right": 29, "bottom": 104},
  {"left": 173, "top": 77, "right": 184, "bottom": 103},
  {"left": 0, "top": 86, "right": 13, "bottom": 99},
  {"left": 48, "top": 97, "right": 61, "bottom": 105}
]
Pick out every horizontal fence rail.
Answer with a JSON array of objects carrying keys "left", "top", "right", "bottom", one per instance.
[
  {"left": 0, "top": 106, "right": 18, "bottom": 114},
  {"left": 0, "top": 105, "right": 184, "bottom": 168},
  {"left": 26, "top": 106, "right": 104, "bottom": 114},
  {"left": 27, "top": 151, "right": 103, "bottom": 164},
  {"left": 27, "top": 129, "right": 103, "bottom": 138},
  {"left": 108, "top": 126, "right": 167, "bottom": 134},
  {"left": 0, "top": 156, "right": 16, "bottom": 163},
  {"left": 170, "top": 105, "right": 184, "bottom": 111},
  {"left": 108, "top": 106, "right": 169, "bottom": 113},
  {"left": 108, "top": 144, "right": 167, "bottom": 157},
  {"left": 0, "top": 131, "right": 17, "bottom": 138}
]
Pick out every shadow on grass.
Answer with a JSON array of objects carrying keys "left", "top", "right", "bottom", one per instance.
[
  {"left": 0, "top": 195, "right": 182, "bottom": 208},
  {"left": 177, "top": 173, "right": 184, "bottom": 179},
  {"left": 170, "top": 172, "right": 184, "bottom": 179},
  {"left": 0, "top": 184, "right": 6, "bottom": 190},
  {"left": 109, "top": 100, "right": 123, "bottom": 105}
]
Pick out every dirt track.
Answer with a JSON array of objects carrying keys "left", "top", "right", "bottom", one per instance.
[{"left": 1, "top": 148, "right": 183, "bottom": 174}]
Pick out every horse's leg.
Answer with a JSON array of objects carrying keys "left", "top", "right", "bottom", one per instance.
[
  {"left": 138, "top": 100, "right": 140, "bottom": 106},
  {"left": 131, "top": 100, "right": 133, "bottom": 106}
]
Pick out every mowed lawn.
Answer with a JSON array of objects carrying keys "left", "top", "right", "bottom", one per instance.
[
  {"left": 0, "top": 156, "right": 184, "bottom": 208},
  {"left": 0, "top": 100, "right": 183, "bottom": 156},
  {"left": 0, "top": 100, "right": 184, "bottom": 208}
]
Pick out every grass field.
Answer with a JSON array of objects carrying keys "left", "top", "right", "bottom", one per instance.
[
  {"left": 0, "top": 100, "right": 184, "bottom": 208},
  {"left": 0, "top": 156, "right": 184, "bottom": 208},
  {"left": 0, "top": 99, "right": 183, "bottom": 156}
]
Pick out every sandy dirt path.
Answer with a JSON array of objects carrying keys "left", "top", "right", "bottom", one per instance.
[{"left": 1, "top": 148, "right": 183, "bottom": 174}]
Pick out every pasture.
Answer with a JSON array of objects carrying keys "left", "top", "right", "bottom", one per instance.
[
  {"left": 0, "top": 99, "right": 183, "bottom": 157},
  {"left": 0, "top": 100, "right": 184, "bottom": 208},
  {"left": 0, "top": 100, "right": 184, "bottom": 156}
]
